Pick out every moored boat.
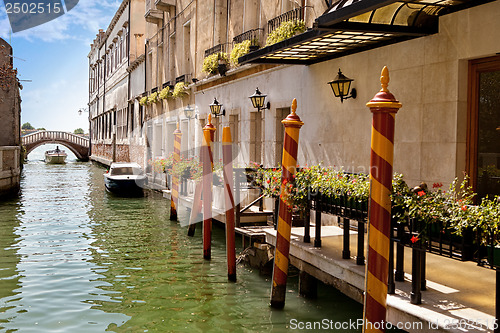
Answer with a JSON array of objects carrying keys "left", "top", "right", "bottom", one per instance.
[
  {"left": 44, "top": 146, "right": 67, "bottom": 164},
  {"left": 104, "top": 162, "right": 147, "bottom": 195}
]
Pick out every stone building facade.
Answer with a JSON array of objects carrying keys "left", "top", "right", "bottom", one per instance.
[
  {"left": 90, "top": 0, "right": 500, "bottom": 198},
  {"left": 0, "top": 38, "right": 21, "bottom": 198},
  {"left": 88, "top": 0, "right": 146, "bottom": 167}
]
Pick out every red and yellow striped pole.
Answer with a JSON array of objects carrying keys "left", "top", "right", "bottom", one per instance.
[
  {"left": 222, "top": 126, "right": 236, "bottom": 281},
  {"left": 270, "top": 98, "right": 304, "bottom": 309},
  {"left": 363, "top": 67, "right": 402, "bottom": 332},
  {"left": 202, "top": 114, "right": 216, "bottom": 260},
  {"left": 170, "top": 122, "right": 182, "bottom": 221}
]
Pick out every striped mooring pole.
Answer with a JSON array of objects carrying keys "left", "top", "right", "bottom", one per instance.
[
  {"left": 363, "top": 67, "right": 402, "bottom": 332},
  {"left": 202, "top": 114, "right": 216, "bottom": 260},
  {"left": 170, "top": 122, "right": 182, "bottom": 221},
  {"left": 270, "top": 98, "right": 304, "bottom": 309},
  {"left": 222, "top": 126, "right": 236, "bottom": 281}
]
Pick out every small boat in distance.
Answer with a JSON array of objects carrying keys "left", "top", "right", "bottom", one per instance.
[
  {"left": 104, "top": 162, "right": 147, "bottom": 195},
  {"left": 45, "top": 146, "right": 67, "bottom": 164}
]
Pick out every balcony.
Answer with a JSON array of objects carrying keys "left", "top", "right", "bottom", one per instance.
[
  {"left": 267, "top": 7, "right": 305, "bottom": 35},
  {"left": 233, "top": 28, "right": 263, "bottom": 47},
  {"left": 145, "top": 0, "right": 163, "bottom": 24},
  {"left": 204, "top": 43, "right": 227, "bottom": 58},
  {"left": 155, "top": 0, "right": 175, "bottom": 11},
  {"left": 175, "top": 74, "right": 191, "bottom": 84}
]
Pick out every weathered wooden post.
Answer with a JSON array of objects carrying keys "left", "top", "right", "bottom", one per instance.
[
  {"left": 363, "top": 67, "right": 402, "bottom": 333},
  {"left": 270, "top": 99, "right": 303, "bottom": 309},
  {"left": 202, "top": 114, "right": 216, "bottom": 260},
  {"left": 170, "top": 122, "right": 182, "bottom": 221},
  {"left": 222, "top": 127, "right": 237, "bottom": 281}
]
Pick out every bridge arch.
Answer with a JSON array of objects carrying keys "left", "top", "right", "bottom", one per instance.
[{"left": 22, "top": 131, "right": 90, "bottom": 161}]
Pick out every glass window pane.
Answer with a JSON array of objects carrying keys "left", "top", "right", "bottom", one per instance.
[{"left": 477, "top": 70, "right": 500, "bottom": 198}]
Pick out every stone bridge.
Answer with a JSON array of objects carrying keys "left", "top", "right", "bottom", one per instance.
[{"left": 22, "top": 131, "right": 90, "bottom": 161}]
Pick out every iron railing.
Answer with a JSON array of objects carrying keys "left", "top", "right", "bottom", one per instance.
[
  {"left": 233, "top": 28, "right": 264, "bottom": 46},
  {"left": 267, "top": 7, "right": 305, "bottom": 35},
  {"left": 204, "top": 43, "right": 228, "bottom": 58},
  {"left": 175, "top": 74, "right": 191, "bottom": 84}
]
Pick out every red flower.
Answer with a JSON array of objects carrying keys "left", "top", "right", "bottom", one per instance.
[
  {"left": 461, "top": 205, "right": 467, "bottom": 212},
  {"left": 411, "top": 235, "right": 419, "bottom": 243},
  {"left": 417, "top": 191, "right": 425, "bottom": 197},
  {"left": 432, "top": 182, "right": 443, "bottom": 188},
  {"left": 266, "top": 179, "right": 271, "bottom": 184}
]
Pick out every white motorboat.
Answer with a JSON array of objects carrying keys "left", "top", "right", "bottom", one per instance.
[
  {"left": 104, "top": 162, "right": 147, "bottom": 195},
  {"left": 44, "top": 146, "right": 67, "bottom": 164}
]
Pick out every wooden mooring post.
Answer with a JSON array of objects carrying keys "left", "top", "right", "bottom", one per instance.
[
  {"left": 363, "top": 67, "right": 402, "bottom": 333},
  {"left": 170, "top": 123, "right": 182, "bottom": 221},
  {"left": 270, "top": 99, "right": 303, "bottom": 309},
  {"left": 202, "top": 114, "right": 216, "bottom": 260},
  {"left": 222, "top": 127, "right": 236, "bottom": 281}
]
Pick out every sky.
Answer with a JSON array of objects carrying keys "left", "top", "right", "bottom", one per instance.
[{"left": 0, "top": 0, "right": 121, "bottom": 133}]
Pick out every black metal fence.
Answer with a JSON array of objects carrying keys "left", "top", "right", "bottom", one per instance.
[
  {"left": 233, "top": 28, "right": 264, "bottom": 46},
  {"left": 267, "top": 7, "right": 305, "bottom": 35}
]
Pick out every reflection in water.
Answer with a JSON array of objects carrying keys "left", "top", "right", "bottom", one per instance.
[{"left": 0, "top": 145, "right": 363, "bottom": 332}]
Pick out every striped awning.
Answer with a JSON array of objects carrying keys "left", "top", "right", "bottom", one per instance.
[{"left": 238, "top": 0, "right": 491, "bottom": 65}]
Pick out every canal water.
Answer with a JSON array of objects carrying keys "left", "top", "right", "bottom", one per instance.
[{"left": 0, "top": 144, "right": 365, "bottom": 332}]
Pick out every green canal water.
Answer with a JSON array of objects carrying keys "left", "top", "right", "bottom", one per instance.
[{"left": 0, "top": 145, "right": 365, "bottom": 332}]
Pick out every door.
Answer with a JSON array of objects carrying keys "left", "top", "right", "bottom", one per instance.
[{"left": 467, "top": 56, "right": 500, "bottom": 199}]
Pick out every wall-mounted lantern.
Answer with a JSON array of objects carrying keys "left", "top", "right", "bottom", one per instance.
[
  {"left": 209, "top": 97, "right": 225, "bottom": 117},
  {"left": 184, "top": 104, "right": 197, "bottom": 119},
  {"left": 249, "top": 87, "right": 270, "bottom": 112},
  {"left": 327, "top": 69, "right": 357, "bottom": 103}
]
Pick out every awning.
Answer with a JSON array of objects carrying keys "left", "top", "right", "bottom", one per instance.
[{"left": 238, "top": 0, "right": 491, "bottom": 66}]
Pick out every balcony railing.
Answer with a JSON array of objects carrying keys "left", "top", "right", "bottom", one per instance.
[
  {"left": 267, "top": 7, "right": 305, "bottom": 35},
  {"left": 233, "top": 28, "right": 263, "bottom": 46},
  {"left": 151, "top": 86, "right": 158, "bottom": 94},
  {"left": 204, "top": 43, "right": 228, "bottom": 58},
  {"left": 175, "top": 74, "right": 191, "bottom": 84}
]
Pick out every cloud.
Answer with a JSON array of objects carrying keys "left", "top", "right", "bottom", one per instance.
[{"left": 0, "top": 0, "right": 120, "bottom": 42}]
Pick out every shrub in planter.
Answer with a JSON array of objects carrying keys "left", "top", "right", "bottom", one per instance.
[
  {"left": 172, "top": 82, "right": 189, "bottom": 99},
  {"left": 230, "top": 40, "right": 252, "bottom": 66},
  {"left": 148, "top": 91, "right": 159, "bottom": 104},
  {"left": 139, "top": 96, "right": 149, "bottom": 106},
  {"left": 202, "top": 52, "right": 229, "bottom": 75},
  {"left": 265, "top": 19, "right": 306, "bottom": 46},
  {"left": 159, "top": 86, "right": 172, "bottom": 100}
]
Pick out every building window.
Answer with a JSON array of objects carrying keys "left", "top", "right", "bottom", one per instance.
[
  {"left": 467, "top": 55, "right": 500, "bottom": 199},
  {"left": 250, "top": 111, "right": 262, "bottom": 164},
  {"left": 275, "top": 107, "right": 290, "bottom": 167}
]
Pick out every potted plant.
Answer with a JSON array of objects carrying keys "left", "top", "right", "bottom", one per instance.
[
  {"left": 172, "top": 82, "right": 189, "bottom": 99},
  {"left": 148, "top": 91, "right": 159, "bottom": 104},
  {"left": 159, "top": 86, "right": 172, "bottom": 100},
  {"left": 265, "top": 19, "right": 306, "bottom": 46},
  {"left": 202, "top": 52, "right": 229, "bottom": 75},
  {"left": 230, "top": 40, "right": 253, "bottom": 66},
  {"left": 139, "top": 96, "right": 149, "bottom": 106}
]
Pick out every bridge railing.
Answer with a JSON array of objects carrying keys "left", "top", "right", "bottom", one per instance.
[{"left": 22, "top": 131, "right": 90, "bottom": 148}]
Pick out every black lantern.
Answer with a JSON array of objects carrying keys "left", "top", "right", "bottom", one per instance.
[
  {"left": 249, "top": 87, "right": 270, "bottom": 111},
  {"left": 209, "top": 97, "right": 225, "bottom": 117},
  {"left": 184, "top": 104, "right": 196, "bottom": 119},
  {"left": 327, "top": 69, "right": 357, "bottom": 103}
]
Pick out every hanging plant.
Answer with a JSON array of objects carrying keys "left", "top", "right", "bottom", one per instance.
[
  {"left": 172, "top": 82, "right": 190, "bottom": 99},
  {"left": 265, "top": 19, "right": 306, "bottom": 46},
  {"left": 230, "top": 40, "right": 252, "bottom": 66},
  {"left": 139, "top": 96, "right": 149, "bottom": 105},
  {"left": 159, "top": 86, "right": 172, "bottom": 100},
  {"left": 202, "top": 52, "right": 229, "bottom": 75},
  {"left": 148, "top": 91, "right": 159, "bottom": 104}
]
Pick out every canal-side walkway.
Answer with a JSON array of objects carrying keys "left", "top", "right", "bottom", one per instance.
[{"left": 265, "top": 226, "right": 496, "bottom": 333}]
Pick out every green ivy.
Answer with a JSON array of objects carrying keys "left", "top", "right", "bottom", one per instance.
[{"left": 265, "top": 20, "right": 306, "bottom": 46}]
